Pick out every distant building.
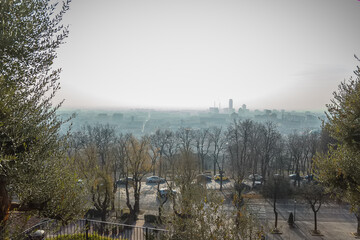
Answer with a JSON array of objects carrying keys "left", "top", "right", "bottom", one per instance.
[
  {"left": 238, "top": 104, "right": 249, "bottom": 116},
  {"left": 209, "top": 107, "right": 219, "bottom": 114},
  {"left": 97, "top": 113, "right": 107, "bottom": 118},
  {"left": 229, "top": 99, "right": 233, "bottom": 110},
  {"left": 113, "top": 113, "right": 124, "bottom": 120}
]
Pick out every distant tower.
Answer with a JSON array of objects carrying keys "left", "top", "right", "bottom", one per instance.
[{"left": 229, "top": 99, "right": 233, "bottom": 110}]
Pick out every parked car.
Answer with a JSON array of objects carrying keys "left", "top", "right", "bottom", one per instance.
[
  {"left": 214, "top": 174, "right": 229, "bottom": 181},
  {"left": 146, "top": 176, "right": 165, "bottom": 184},
  {"left": 158, "top": 188, "right": 177, "bottom": 198},
  {"left": 288, "top": 174, "right": 297, "bottom": 180},
  {"left": 116, "top": 177, "right": 134, "bottom": 185},
  {"left": 249, "top": 174, "right": 263, "bottom": 181},
  {"left": 304, "top": 174, "right": 314, "bottom": 181},
  {"left": 196, "top": 174, "right": 212, "bottom": 183},
  {"left": 289, "top": 174, "right": 303, "bottom": 181},
  {"left": 253, "top": 181, "right": 262, "bottom": 187}
]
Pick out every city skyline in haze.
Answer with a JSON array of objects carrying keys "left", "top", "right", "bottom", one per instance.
[{"left": 54, "top": 0, "right": 360, "bottom": 111}]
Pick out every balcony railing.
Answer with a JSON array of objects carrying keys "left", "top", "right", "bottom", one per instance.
[{"left": 22, "top": 219, "right": 168, "bottom": 240}]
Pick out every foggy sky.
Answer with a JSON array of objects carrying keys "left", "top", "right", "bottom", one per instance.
[{"left": 54, "top": 0, "right": 360, "bottom": 111}]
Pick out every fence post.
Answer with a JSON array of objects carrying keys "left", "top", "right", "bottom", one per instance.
[
  {"left": 85, "top": 219, "right": 89, "bottom": 240},
  {"left": 145, "top": 227, "right": 149, "bottom": 240}
]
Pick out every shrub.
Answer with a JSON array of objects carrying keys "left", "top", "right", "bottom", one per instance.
[
  {"left": 86, "top": 209, "right": 102, "bottom": 219},
  {"left": 144, "top": 214, "right": 159, "bottom": 224},
  {"left": 120, "top": 212, "right": 130, "bottom": 221}
]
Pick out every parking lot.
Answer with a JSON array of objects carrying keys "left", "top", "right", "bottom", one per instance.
[{"left": 115, "top": 179, "right": 235, "bottom": 212}]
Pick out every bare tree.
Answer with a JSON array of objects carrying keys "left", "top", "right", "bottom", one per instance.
[
  {"left": 226, "top": 119, "right": 254, "bottom": 185},
  {"left": 301, "top": 182, "right": 328, "bottom": 234},
  {"left": 258, "top": 122, "right": 282, "bottom": 179},
  {"left": 74, "top": 144, "right": 113, "bottom": 223},
  {"left": 193, "top": 128, "right": 211, "bottom": 173},
  {"left": 271, "top": 138, "right": 288, "bottom": 177},
  {"left": 262, "top": 175, "right": 292, "bottom": 233},
  {"left": 176, "top": 127, "right": 193, "bottom": 153},
  {"left": 112, "top": 133, "right": 128, "bottom": 180},
  {"left": 163, "top": 130, "right": 179, "bottom": 180},
  {"left": 303, "top": 131, "right": 320, "bottom": 175},
  {"left": 91, "top": 171, "right": 113, "bottom": 223},
  {"left": 171, "top": 150, "right": 200, "bottom": 219},
  {"left": 209, "top": 127, "right": 226, "bottom": 190},
  {"left": 149, "top": 129, "right": 169, "bottom": 177},
  {"left": 287, "top": 132, "right": 305, "bottom": 187},
  {"left": 86, "top": 124, "right": 115, "bottom": 167},
  {"left": 123, "top": 135, "right": 152, "bottom": 221}
]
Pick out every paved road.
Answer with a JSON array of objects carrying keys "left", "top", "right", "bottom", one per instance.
[
  {"left": 116, "top": 182, "right": 358, "bottom": 239},
  {"left": 247, "top": 198, "right": 355, "bottom": 222},
  {"left": 247, "top": 198, "right": 358, "bottom": 240}
]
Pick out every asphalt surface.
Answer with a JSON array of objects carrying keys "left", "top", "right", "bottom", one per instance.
[
  {"left": 116, "top": 181, "right": 359, "bottom": 239},
  {"left": 247, "top": 198, "right": 358, "bottom": 240}
]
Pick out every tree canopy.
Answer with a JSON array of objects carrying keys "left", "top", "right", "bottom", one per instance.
[
  {"left": 0, "top": 0, "right": 86, "bottom": 234},
  {"left": 314, "top": 56, "right": 360, "bottom": 235}
]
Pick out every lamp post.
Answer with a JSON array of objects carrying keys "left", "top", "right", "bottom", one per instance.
[{"left": 294, "top": 199, "right": 297, "bottom": 222}]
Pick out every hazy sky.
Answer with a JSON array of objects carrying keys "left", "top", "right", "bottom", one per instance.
[{"left": 54, "top": 0, "right": 360, "bottom": 111}]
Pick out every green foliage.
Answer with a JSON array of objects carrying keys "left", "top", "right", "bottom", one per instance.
[
  {"left": 0, "top": 0, "right": 87, "bottom": 229},
  {"left": 314, "top": 58, "right": 360, "bottom": 209},
  {"left": 49, "top": 233, "right": 127, "bottom": 240},
  {"left": 314, "top": 57, "right": 360, "bottom": 234},
  {"left": 166, "top": 197, "right": 263, "bottom": 240},
  {"left": 314, "top": 145, "right": 360, "bottom": 210},
  {"left": 325, "top": 65, "right": 360, "bottom": 149}
]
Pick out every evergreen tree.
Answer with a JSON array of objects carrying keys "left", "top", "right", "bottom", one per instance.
[
  {"left": 314, "top": 56, "right": 360, "bottom": 236},
  {"left": 0, "top": 0, "right": 86, "bottom": 235}
]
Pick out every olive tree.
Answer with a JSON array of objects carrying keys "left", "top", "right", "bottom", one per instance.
[{"left": 0, "top": 0, "right": 86, "bottom": 235}]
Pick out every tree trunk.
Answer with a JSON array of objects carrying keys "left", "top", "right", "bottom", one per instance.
[
  {"left": 356, "top": 214, "right": 360, "bottom": 236},
  {"left": 159, "top": 157, "right": 162, "bottom": 177},
  {"left": 101, "top": 210, "right": 107, "bottom": 222},
  {"left": 314, "top": 210, "right": 318, "bottom": 232},
  {"left": 274, "top": 198, "right": 278, "bottom": 229},
  {"left": 111, "top": 180, "right": 116, "bottom": 211},
  {"left": 213, "top": 160, "right": 216, "bottom": 176},
  {"left": 100, "top": 211, "right": 107, "bottom": 235},
  {"left": 124, "top": 177, "right": 136, "bottom": 224},
  {"left": 134, "top": 192, "right": 140, "bottom": 214},
  {"left": 220, "top": 172, "right": 223, "bottom": 191},
  {"left": 0, "top": 176, "right": 10, "bottom": 237}
]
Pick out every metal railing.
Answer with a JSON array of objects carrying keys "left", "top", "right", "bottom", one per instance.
[{"left": 22, "top": 219, "right": 168, "bottom": 240}]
